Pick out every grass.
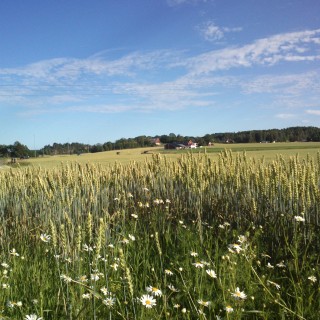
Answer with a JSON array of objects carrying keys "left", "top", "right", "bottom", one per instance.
[
  {"left": 0, "top": 147, "right": 320, "bottom": 319},
  {"left": 1, "top": 142, "right": 320, "bottom": 170}
]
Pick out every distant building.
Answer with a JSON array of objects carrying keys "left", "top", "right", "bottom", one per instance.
[
  {"left": 164, "top": 142, "right": 186, "bottom": 150},
  {"left": 164, "top": 140, "right": 198, "bottom": 149},
  {"left": 151, "top": 137, "right": 161, "bottom": 145},
  {"left": 186, "top": 140, "right": 198, "bottom": 148}
]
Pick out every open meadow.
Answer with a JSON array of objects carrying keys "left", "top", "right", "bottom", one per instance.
[
  {"left": 0, "top": 142, "right": 320, "bottom": 319},
  {"left": 2, "top": 142, "right": 320, "bottom": 170}
]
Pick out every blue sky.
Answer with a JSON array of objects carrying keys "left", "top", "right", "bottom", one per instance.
[{"left": 0, "top": 0, "right": 319, "bottom": 149}]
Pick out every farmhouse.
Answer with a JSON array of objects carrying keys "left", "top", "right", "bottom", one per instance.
[
  {"left": 164, "top": 142, "right": 186, "bottom": 150},
  {"left": 150, "top": 137, "right": 161, "bottom": 145},
  {"left": 164, "top": 140, "right": 198, "bottom": 150}
]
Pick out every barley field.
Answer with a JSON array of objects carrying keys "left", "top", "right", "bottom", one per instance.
[{"left": 0, "top": 148, "right": 320, "bottom": 319}]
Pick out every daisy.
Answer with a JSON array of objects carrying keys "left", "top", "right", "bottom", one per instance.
[
  {"left": 206, "top": 269, "right": 217, "bottom": 278},
  {"left": 40, "top": 233, "right": 51, "bottom": 243},
  {"left": 192, "top": 262, "right": 204, "bottom": 268},
  {"left": 83, "top": 244, "right": 93, "bottom": 251},
  {"left": 121, "top": 238, "right": 130, "bottom": 244},
  {"left": 110, "top": 263, "right": 119, "bottom": 271},
  {"left": 231, "top": 287, "right": 247, "bottom": 300},
  {"left": 91, "top": 273, "right": 100, "bottom": 281},
  {"left": 168, "top": 284, "right": 179, "bottom": 292},
  {"left": 60, "top": 274, "right": 72, "bottom": 283},
  {"left": 128, "top": 234, "right": 136, "bottom": 241},
  {"left": 139, "top": 294, "right": 156, "bottom": 308},
  {"left": 308, "top": 275, "right": 317, "bottom": 283},
  {"left": 79, "top": 275, "right": 88, "bottom": 282},
  {"left": 228, "top": 243, "right": 242, "bottom": 254},
  {"left": 25, "top": 315, "right": 42, "bottom": 320},
  {"left": 165, "top": 269, "right": 173, "bottom": 276},
  {"left": 103, "top": 297, "right": 116, "bottom": 307},
  {"left": 197, "top": 299, "right": 211, "bottom": 307},
  {"left": 190, "top": 251, "right": 198, "bottom": 257},
  {"left": 237, "top": 235, "right": 247, "bottom": 243},
  {"left": 146, "top": 286, "right": 162, "bottom": 296},
  {"left": 100, "top": 286, "right": 110, "bottom": 296},
  {"left": 82, "top": 293, "right": 91, "bottom": 299},
  {"left": 10, "top": 248, "right": 19, "bottom": 256},
  {"left": 294, "top": 216, "right": 305, "bottom": 222},
  {"left": 267, "top": 280, "right": 280, "bottom": 290},
  {"left": 225, "top": 305, "right": 234, "bottom": 313}
]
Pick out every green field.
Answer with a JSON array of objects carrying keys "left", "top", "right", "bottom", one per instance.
[
  {"left": 0, "top": 143, "right": 319, "bottom": 319},
  {"left": 2, "top": 142, "right": 320, "bottom": 169}
]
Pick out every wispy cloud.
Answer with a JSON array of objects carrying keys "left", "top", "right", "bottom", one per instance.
[
  {"left": 181, "top": 29, "right": 320, "bottom": 75},
  {"left": 275, "top": 113, "right": 296, "bottom": 119},
  {"left": 167, "top": 0, "right": 210, "bottom": 6},
  {"left": 306, "top": 109, "right": 320, "bottom": 116},
  {"left": 0, "top": 50, "right": 177, "bottom": 83},
  {"left": 197, "top": 21, "right": 242, "bottom": 42},
  {"left": 1, "top": 28, "right": 320, "bottom": 119},
  {"left": 242, "top": 71, "right": 320, "bottom": 95}
]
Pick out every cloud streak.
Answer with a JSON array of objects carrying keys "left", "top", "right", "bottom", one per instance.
[
  {"left": 0, "top": 28, "right": 319, "bottom": 119},
  {"left": 306, "top": 109, "right": 320, "bottom": 116},
  {"left": 167, "top": 0, "right": 210, "bottom": 6},
  {"left": 197, "top": 21, "right": 242, "bottom": 42},
  {"left": 181, "top": 29, "right": 320, "bottom": 75}
]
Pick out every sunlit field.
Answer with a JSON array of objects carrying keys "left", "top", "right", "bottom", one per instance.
[
  {"left": 0, "top": 144, "right": 320, "bottom": 319},
  {"left": 2, "top": 142, "right": 320, "bottom": 170}
]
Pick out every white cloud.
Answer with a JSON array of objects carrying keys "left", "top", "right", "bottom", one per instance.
[
  {"left": 306, "top": 109, "right": 320, "bottom": 116},
  {"left": 183, "top": 29, "right": 320, "bottom": 75},
  {"left": 1, "top": 28, "right": 320, "bottom": 118},
  {"left": 198, "top": 21, "right": 242, "bottom": 42},
  {"left": 167, "top": 0, "right": 209, "bottom": 6},
  {"left": 275, "top": 113, "right": 296, "bottom": 119},
  {"left": 243, "top": 71, "right": 320, "bottom": 95}
]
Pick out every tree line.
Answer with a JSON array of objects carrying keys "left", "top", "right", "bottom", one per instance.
[{"left": 1, "top": 126, "right": 319, "bottom": 157}]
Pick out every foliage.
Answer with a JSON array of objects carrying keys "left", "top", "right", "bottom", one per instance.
[{"left": 12, "top": 126, "right": 318, "bottom": 156}]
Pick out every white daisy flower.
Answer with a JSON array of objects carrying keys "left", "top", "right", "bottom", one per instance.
[
  {"left": 294, "top": 216, "right": 305, "bottom": 222},
  {"left": 103, "top": 297, "right": 116, "bottom": 307},
  {"left": 308, "top": 275, "right": 317, "bottom": 283},
  {"left": 139, "top": 294, "right": 156, "bottom": 308},
  {"left": 146, "top": 286, "right": 162, "bottom": 296},
  {"left": 40, "top": 233, "right": 51, "bottom": 243},
  {"left": 206, "top": 269, "right": 217, "bottom": 278},
  {"left": 25, "top": 315, "right": 43, "bottom": 320},
  {"left": 231, "top": 287, "right": 247, "bottom": 300},
  {"left": 225, "top": 305, "right": 234, "bottom": 313},
  {"left": 192, "top": 262, "right": 204, "bottom": 268},
  {"left": 190, "top": 251, "right": 198, "bottom": 257},
  {"left": 165, "top": 269, "right": 173, "bottom": 276}
]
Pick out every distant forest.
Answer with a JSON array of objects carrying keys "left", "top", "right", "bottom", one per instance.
[{"left": 1, "top": 126, "right": 320, "bottom": 157}]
